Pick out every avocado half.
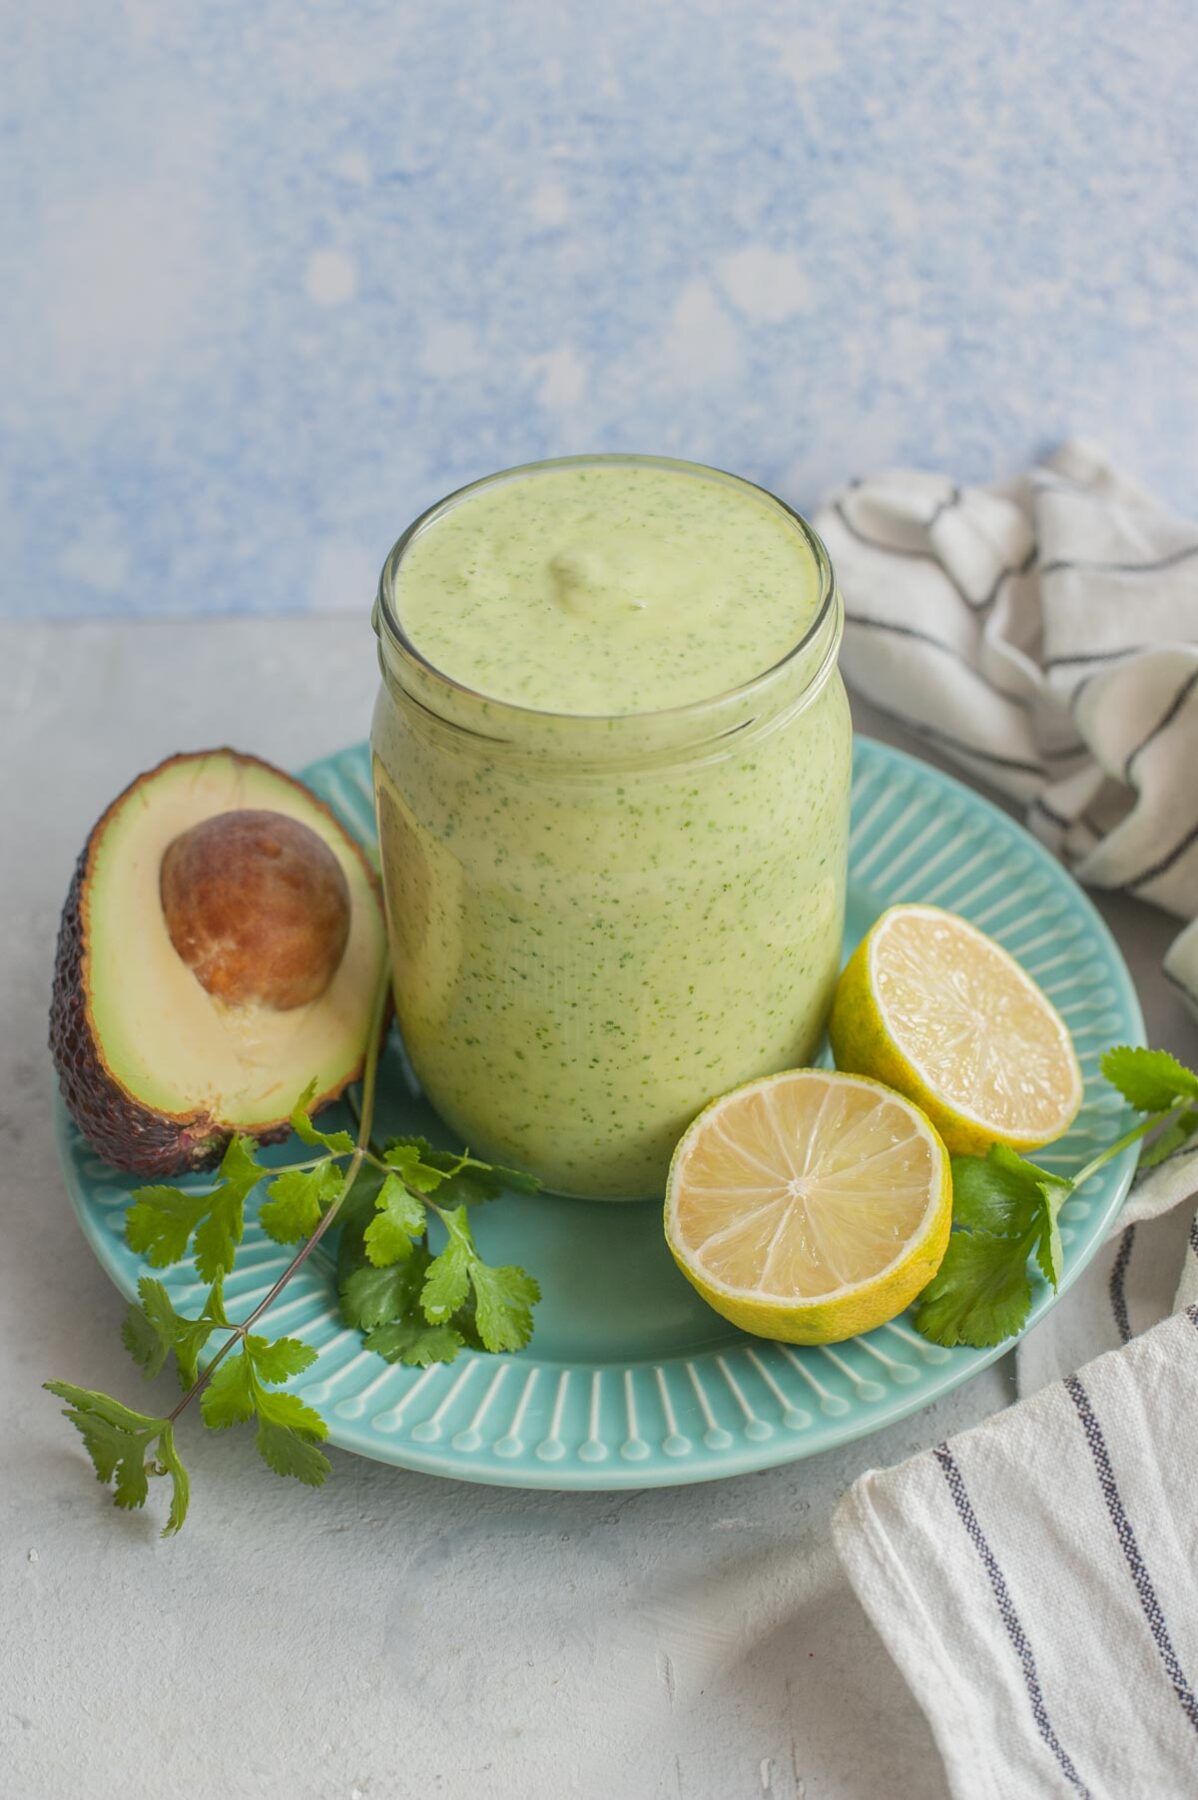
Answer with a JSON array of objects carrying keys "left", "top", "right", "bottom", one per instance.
[{"left": 50, "top": 749, "right": 387, "bottom": 1177}]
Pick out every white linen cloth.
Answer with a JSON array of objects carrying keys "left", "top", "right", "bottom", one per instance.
[
  {"left": 833, "top": 1294, "right": 1198, "bottom": 1800},
  {"left": 815, "top": 443, "right": 1198, "bottom": 1393}
]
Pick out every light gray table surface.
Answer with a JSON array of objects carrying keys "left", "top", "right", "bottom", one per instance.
[{"left": 4, "top": 618, "right": 1195, "bottom": 1800}]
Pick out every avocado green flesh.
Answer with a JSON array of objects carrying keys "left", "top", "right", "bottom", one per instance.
[{"left": 62, "top": 750, "right": 385, "bottom": 1147}]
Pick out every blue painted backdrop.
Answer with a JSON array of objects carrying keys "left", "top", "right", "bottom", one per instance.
[{"left": 4, "top": 0, "right": 1196, "bottom": 619}]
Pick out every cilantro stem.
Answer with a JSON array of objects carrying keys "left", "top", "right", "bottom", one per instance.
[
  {"left": 258, "top": 1155, "right": 338, "bottom": 1176},
  {"left": 166, "top": 965, "right": 393, "bottom": 1425},
  {"left": 1069, "top": 1102, "right": 1187, "bottom": 1191},
  {"left": 271, "top": 1148, "right": 399, "bottom": 1177}
]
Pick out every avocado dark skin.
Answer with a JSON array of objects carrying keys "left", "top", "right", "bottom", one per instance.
[
  {"left": 50, "top": 844, "right": 261, "bottom": 1176},
  {"left": 49, "top": 749, "right": 386, "bottom": 1179}
]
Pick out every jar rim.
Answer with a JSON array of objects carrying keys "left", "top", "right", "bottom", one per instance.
[{"left": 373, "top": 453, "right": 839, "bottom": 732}]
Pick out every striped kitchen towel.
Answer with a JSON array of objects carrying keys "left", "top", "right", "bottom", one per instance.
[
  {"left": 813, "top": 441, "right": 1198, "bottom": 1011},
  {"left": 833, "top": 1299, "right": 1198, "bottom": 1800}
]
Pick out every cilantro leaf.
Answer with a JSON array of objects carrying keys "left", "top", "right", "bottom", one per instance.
[
  {"left": 420, "top": 1207, "right": 540, "bottom": 1351},
  {"left": 421, "top": 1211, "right": 474, "bottom": 1320},
  {"left": 44, "top": 1382, "right": 161, "bottom": 1433},
  {"left": 1032, "top": 1182, "right": 1066, "bottom": 1290},
  {"left": 381, "top": 1134, "right": 446, "bottom": 1164},
  {"left": 192, "top": 1190, "right": 247, "bottom": 1284},
  {"left": 120, "top": 1281, "right": 175, "bottom": 1379},
  {"left": 333, "top": 1160, "right": 389, "bottom": 1277},
  {"left": 204, "top": 1280, "right": 230, "bottom": 1327},
  {"left": 340, "top": 1261, "right": 416, "bottom": 1330},
  {"left": 125, "top": 1186, "right": 210, "bottom": 1268},
  {"left": 151, "top": 1423, "right": 190, "bottom": 1535},
  {"left": 288, "top": 1079, "right": 355, "bottom": 1155},
  {"left": 364, "top": 1320, "right": 465, "bottom": 1366},
  {"left": 914, "top": 1146, "right": 1073, "bottom": 1346},
  {"left": 192, "top": 1137, "right": 264, "bottom": 1281},
  {"left": 990, "top": 1142, "right": 1071, "bottom": 1192},
  {"left": 1101, "top": 1045, "right": 1198, "bottom": 1114},
  {"left": 1142, "top": 1109, "right": 1198, "bottom": 1168},
  {"left": 383, "top": 1138, "right": 453, "bottom": 1192},
  {"left": 199, "top": 1350, "right": 256, "bottom": 1429},
  {"left": 255, "top": 1419, "right": 331, "bottom": 1486},
  {"left": 127, "top": 1136, "right": 264, "bottom": 1281},
  {"left": 121, "top": 1276, "right": 230, "bottom": 1389},
  {"left": 950, "top": 1147, "right": 1071, "bottom": 1241},
  {"left": 470, "top": 1262, "right": 541, "bottom": 1353},
  {"left": 340, "top": 1248, "right": 429, "bottom": 1329},
  {"left": 377, "top": 1139, "right": 540, "bottom": 1203},
  {"left": 255, "top": 1387, "right": 327, "bottom": 1436},
  {"left": 245, "top": 1335, "right": 319, "bottom": 1383},
  {"left": 254, "top": 1390, "right": 330, "bottom": 1486},
  {"left": 198, "top": 1337, "right": 329, "bottom": 1486},
  {"left": 216, "top": 1133, "right": 270, "bottom": 1192},
  {"left": 178, "top": 1282, "right": 229, "bottom": 1388},
  {"left": 950, "top": 1149, "right": 1041, "bottom": 1236},
  {"left": 363, "top": 1174, "right": 427, "bottom": 1267},
  {"left": 259, "top": 1162, "right": 344, "bottom": 1244},
  {"left": 43, "top": 1382, "right": 182, "bottom": 1525},
  {"left": 911, "top": 1230, "right": 1035, "bottom": 1348}
]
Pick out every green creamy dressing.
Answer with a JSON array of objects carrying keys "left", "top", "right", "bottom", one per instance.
[
  {"left": 394, "top": 463, "right": 824, "bottom": 713},
  {"left": 373, "top": 459, "right": 852, "bottom": 1198}
]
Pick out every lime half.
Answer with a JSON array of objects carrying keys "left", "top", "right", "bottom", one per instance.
[
  {"left": 829, "top": 903, "right": 1083, "bottom": 1156},
  {"left": 665, "top": 1068, "right": 951, "bottom": 1345}
]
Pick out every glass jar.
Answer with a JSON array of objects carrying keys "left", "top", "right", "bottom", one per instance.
[{"left": 371, "top": 456, "right": 852, "bottom": 1200}]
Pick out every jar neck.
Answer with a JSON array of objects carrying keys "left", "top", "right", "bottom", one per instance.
[{"left": 375, "top": 585, "right": 843, "bottom": 769}]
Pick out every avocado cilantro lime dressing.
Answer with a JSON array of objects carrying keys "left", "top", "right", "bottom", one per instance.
[
  {"left": 372, "top": 457, "right": 852, "bottom": 1198},
  {"left": 393, "top": 462, "right": 824, "bottom": 715}
]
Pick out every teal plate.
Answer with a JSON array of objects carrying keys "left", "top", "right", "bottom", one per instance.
[{"left": 57, "top": 737, "right": 1145, "bottom": 1489}]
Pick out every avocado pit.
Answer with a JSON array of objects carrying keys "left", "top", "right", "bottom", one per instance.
[{"left": 160, "top": 809, "right": 351, "bottom": 1012}]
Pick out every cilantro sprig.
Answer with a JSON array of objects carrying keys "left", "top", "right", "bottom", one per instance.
[
  {"left": 336, "top": 1140, "right": 540, "bottom": 1367},
  {"left": 913, "top": 1045, "right": 1198, "bottom": 1348},
  {"left": 46, "top": 972, "right": 541, "bottom": 1535}
]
